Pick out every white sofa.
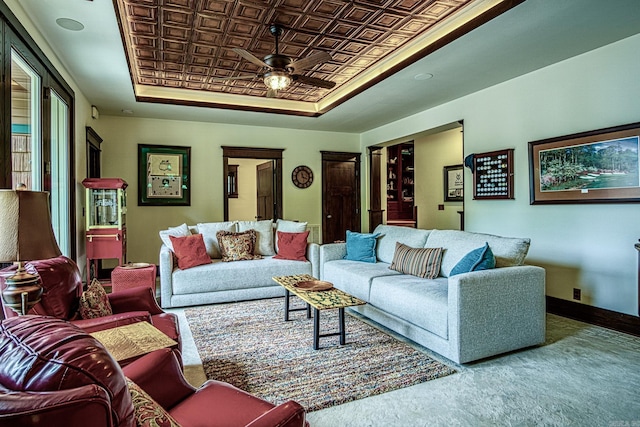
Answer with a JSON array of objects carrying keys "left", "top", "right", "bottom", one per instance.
[
  {"left": 159, "top": 220, "right": 319, "bottom": 308},
  {"left": 319, "top": 225, "right": 546, "bottom": 364}
]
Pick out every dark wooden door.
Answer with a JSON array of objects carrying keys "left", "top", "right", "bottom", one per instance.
[
  {"left": 256, "top": 161, "right": 274, "bottom": 220},
  {"left": 322, "top": 151, "right": 361, "bottom": 243}
]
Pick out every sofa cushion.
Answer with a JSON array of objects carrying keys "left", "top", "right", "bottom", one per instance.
[
  {"left": 389, "top": 243, "right": 443, "bottom": 279},
  {"left": 344, "top": 230, "right": 380, "bottom": 263},
  {"left": 425, "top": 230, "right": 530, "bottom": 277},
  {"left": 450, "top": 242, "right": 496, "bottom": 276},
  {"left": 373, "top": 225, "right": 431, "bottom": 264},
  {"left": 171, "top": 257, "right": 312, "bottom": 295},
  {"left": 274, "top": 231, "right": 309, "bottom": 261},
  {"left": 159, "top": 223, "right": 192, "bottom": 251},
  {"left": 126, "top": 377, "right": 180, "bottom": 427},
  {"left": 170, "top": 234, "right": 212, "bottom": 269},
  {"left": 323, "top": 259, "right": 401, "bottom": 301},
  {"left": 79, "top": 279, "right": 113, "bottom": 319},
  {"left": 197, "top": 221, "right": 236, "bottom": 259},
  {"left": 237, "top": 220, "right": 275, "bottom": 256},
  {"left": 275, "top": 219, "right": 307, "bottom": 252},
  {"left": 369, "top": 275, "right": 449, "bottom": 339},
  {"left": 217, "top": 230, "right": 263, "bottom": 262}
]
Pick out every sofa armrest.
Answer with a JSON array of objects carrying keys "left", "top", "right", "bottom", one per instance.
[
  {"left": 123, "top": 348, "right": 195, "bottom": 410},
  {"left": 109, "top": 286, "right": 163, "bottom": 315},
  {"left": 71, "top": 311, "right": 152, "bottom": 333},
  {"left": 306, "top": 243, "right": 320, "bottom": 279},
  {"left": 319, "top": 243, "right": 346, "bottom": 280},
  {"left": 159, "top": 244, "right": 175, "bottom": 308},
  {"left": 448, "top": 265, "right": 546, "bottom": 363},
  {"left": 0, "top": 384, "right": 113, "bottom": 427}
]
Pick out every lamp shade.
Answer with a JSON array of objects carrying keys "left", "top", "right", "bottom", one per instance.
[{"left": 0, "top": 190, "right": 62, "bottom": 262}]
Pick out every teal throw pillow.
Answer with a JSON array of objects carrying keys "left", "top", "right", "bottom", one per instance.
[
  {"left": 450, "top": 242, "right": 496, "bottom": 276},
  {"left": 344, "top": 230, "right": 380, "bottom": 263}
]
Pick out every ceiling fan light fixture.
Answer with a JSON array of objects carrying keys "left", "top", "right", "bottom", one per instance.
[{"left": 264, "top": 71, "right": 291, "bottom": 91}]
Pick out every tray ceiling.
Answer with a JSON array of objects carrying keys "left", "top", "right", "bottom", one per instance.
[{"left": 113, "top": 0, "right": 503, "bottom": 116}]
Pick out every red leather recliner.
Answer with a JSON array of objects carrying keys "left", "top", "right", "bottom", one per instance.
[
  {"left": 0, "top": 316, "right": 307, "bottom": 427},
  {"left": 0, "top": 256, "right": 181, "bottom": 363}
]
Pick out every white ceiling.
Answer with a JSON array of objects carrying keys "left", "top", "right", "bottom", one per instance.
[{"left": 13, "top": 0, "right": 640, "bottom": 133}]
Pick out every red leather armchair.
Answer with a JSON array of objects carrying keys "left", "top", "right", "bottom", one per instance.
[
  {"left": 0, "top": 256, "right": 181, "bottom": 361},
  {"left": 0, "top": 316, "right": 307, "bottom": 427}
]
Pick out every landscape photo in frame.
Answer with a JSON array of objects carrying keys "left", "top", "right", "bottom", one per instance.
[{"left": 529, "top": 122, "right": 640, "bottom": 204}]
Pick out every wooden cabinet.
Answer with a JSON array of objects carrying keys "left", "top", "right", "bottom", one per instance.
[{"left": 387, "top": 143, "right": 415, "bottom": 222}]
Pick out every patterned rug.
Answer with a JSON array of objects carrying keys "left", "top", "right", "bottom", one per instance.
[{"left": 184, "top": 298, "right": 457, "bottom": 412}]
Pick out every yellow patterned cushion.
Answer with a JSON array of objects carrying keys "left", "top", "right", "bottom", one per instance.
[
  {"left": 216, "top": 229, "right": 263, "bottom": 262},
  {"left": 78, "top": 279, "right": 113, "bottom": 319},
  {"left": 126, "top": 378, "right": 181, "bottom": 427}
]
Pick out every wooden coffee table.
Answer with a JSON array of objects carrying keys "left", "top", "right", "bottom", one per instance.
[
  {"left": 90, "top": 321, "right": 176, "bottom": 363},
  {"left": 273, "top": 274, "right": 365, "bottom": 350}
]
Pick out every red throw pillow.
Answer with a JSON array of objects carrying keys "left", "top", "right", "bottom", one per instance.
[
  {"left": 274, "top": 231, "right": 310, "bottom": 261},
  {"left": 169, "top": 234, "right": 212, "bottom": 270}
]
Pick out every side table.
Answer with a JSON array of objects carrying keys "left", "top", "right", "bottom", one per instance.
[{"left": 111, "top": 263, "right": 157, "bottom": 296}]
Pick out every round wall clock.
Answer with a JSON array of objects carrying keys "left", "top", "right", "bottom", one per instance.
[{"left": 292, "top": 165, "right": 313, "bottom": 188}]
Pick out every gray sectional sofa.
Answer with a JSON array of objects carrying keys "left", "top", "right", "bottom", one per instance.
[
  {"left": 319, "top": 225, "right": 546, "bottom": 364},
  {"left": 159, "top": 220, "right": 319, "bottom": 308}
]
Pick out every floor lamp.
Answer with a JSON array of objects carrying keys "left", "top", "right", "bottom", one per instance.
[{"left": 0, "top": 190, "right": 62, "bottom": 315}]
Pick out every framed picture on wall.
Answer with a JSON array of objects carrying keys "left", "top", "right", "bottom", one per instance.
[
  {"left": 528, "top": 122, "right": 640, "bottom": 204},
  {"left": 138, "top": 144, "right": 191, "bottom": 206},
  {"left": 444, "top": 164, "right": 464, "bottom": 202}
]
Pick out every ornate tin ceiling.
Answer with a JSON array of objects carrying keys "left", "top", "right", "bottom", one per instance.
[{"left": 113, "top": 0, "right": 505, "bottom": 115}]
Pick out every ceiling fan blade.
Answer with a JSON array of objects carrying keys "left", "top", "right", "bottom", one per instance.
[
  {"left": 210, "top": 75, "right": 258, "bottom": 82},
  {"left": 231, "top": 48, "right": 269, "bottom": 68},
  {"left": 288, "top": 51, "right": 332, "bottom": 73},
  {"left": 293, "top": 74, "right": 336, "bottom": 89}
]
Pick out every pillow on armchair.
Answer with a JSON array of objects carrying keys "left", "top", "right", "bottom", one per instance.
[{"left": 78, "top": 279, "right": 113, "bottom": 319}]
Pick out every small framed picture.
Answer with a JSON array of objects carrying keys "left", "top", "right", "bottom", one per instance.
[
  {"left": 444, "top": 164, "right": 464, "bottom": 202},
  {"left": 138, "top": 144, "right": 191, "bottom": 206}
]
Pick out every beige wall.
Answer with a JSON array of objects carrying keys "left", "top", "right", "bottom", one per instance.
[
  {"left": 94, "top": 117, "right": 359, "bottom": 264},
  {"left": 414, "top": 128, "right": 463, "bottom": 230},
  {"left": 228, "top": 158, "right": 263, "bottom": 221},
  {"left": 362, "top": 34, "right": 640, "bottom": 315}
]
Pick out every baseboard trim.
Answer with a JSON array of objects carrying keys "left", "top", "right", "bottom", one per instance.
[{"left": 546, "top": 296, "right": 640, "bottom": 338}]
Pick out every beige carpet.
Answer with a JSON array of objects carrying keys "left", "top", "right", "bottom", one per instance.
[{"left": 184, "top": 298, "right": 456, "bottom": 412}]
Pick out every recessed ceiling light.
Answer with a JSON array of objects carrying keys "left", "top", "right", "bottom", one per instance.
[
  {"left": 121, "top": 109, "right": 134, "bottom": 115},
  {"left": 56, "top": 18, "right": 84, "bottom": 31},
  {"left": 414, "top": 73, "right": 433, "bottom": 81}
]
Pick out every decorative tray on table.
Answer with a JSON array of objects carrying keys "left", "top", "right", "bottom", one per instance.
[
  {"left": 294, "top": 280, "right": 333, "bottom": 291},
  {"left": 121, "top": 262, "right": 151, "bottom": 269}
]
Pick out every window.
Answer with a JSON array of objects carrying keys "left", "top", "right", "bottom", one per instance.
[{"left": 1, "top": 4, "right": 76, "bottom": 258}]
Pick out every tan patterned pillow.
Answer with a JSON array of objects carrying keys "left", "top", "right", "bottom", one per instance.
[
  {"left": 216, "top": 230, "right": 263, "bottom": 262},
  {"left": 389, "top": 243, "right": 443, "bottom": 279},
  {"left": 78, "top": 279, "right": 113, "bottom": 319},
  {"left": 126, "top": 378, "right": 181, "bottom": 427}
]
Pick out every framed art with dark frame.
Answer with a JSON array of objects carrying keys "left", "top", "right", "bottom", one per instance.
[
  {"left": 528, "top": 122, "right": 640, "bottom": 204},
  {"left": 444, "top": 164, "right": 464, "bottom": 202},
  {"left": 138, "top": 144, "right": 191, "bottom": 206}
]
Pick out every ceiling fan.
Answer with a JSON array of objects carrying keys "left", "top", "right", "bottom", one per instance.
[{"left": 213, "top": 24, "right": 336, "bottom": 98}]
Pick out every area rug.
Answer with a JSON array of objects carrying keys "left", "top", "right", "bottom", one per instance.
[{"left": 184, "top": 298, "right": 457, "bottom": 412}]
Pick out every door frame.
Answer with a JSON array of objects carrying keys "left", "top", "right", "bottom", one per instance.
[
  {"left": 221, "top": 146, "right": 283, "bottom": 221},
  {"left": 321, "top": 151, "right": 361, "bottom": 243}
]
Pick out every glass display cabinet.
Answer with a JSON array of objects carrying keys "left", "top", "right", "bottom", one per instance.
[{"left": 82, "top": 178, "right": 127, "bottom": 281}]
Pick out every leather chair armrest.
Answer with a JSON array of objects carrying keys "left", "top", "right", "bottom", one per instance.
[
  {"left": 245, "top": 400, "right": 307, "bottom": 427},
  {"left": 0, "top": 384, "right": 113, "bottom": 427},
  {"left": 108, "top": 287, "right": 164, "bottom": 315},
  {"left": 71, "top": 311, "right": 151, "bottom": 333},
  {"left": 122, "top": 348, "right": 194, "bottom": 409}
]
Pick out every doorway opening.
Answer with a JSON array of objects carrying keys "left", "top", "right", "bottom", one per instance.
[
  {"left": 222, "top": 147, "right": 283, "bottom": 222},
  {"left": 368, "top": 121, "right": 464, "bottom": 231}
]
